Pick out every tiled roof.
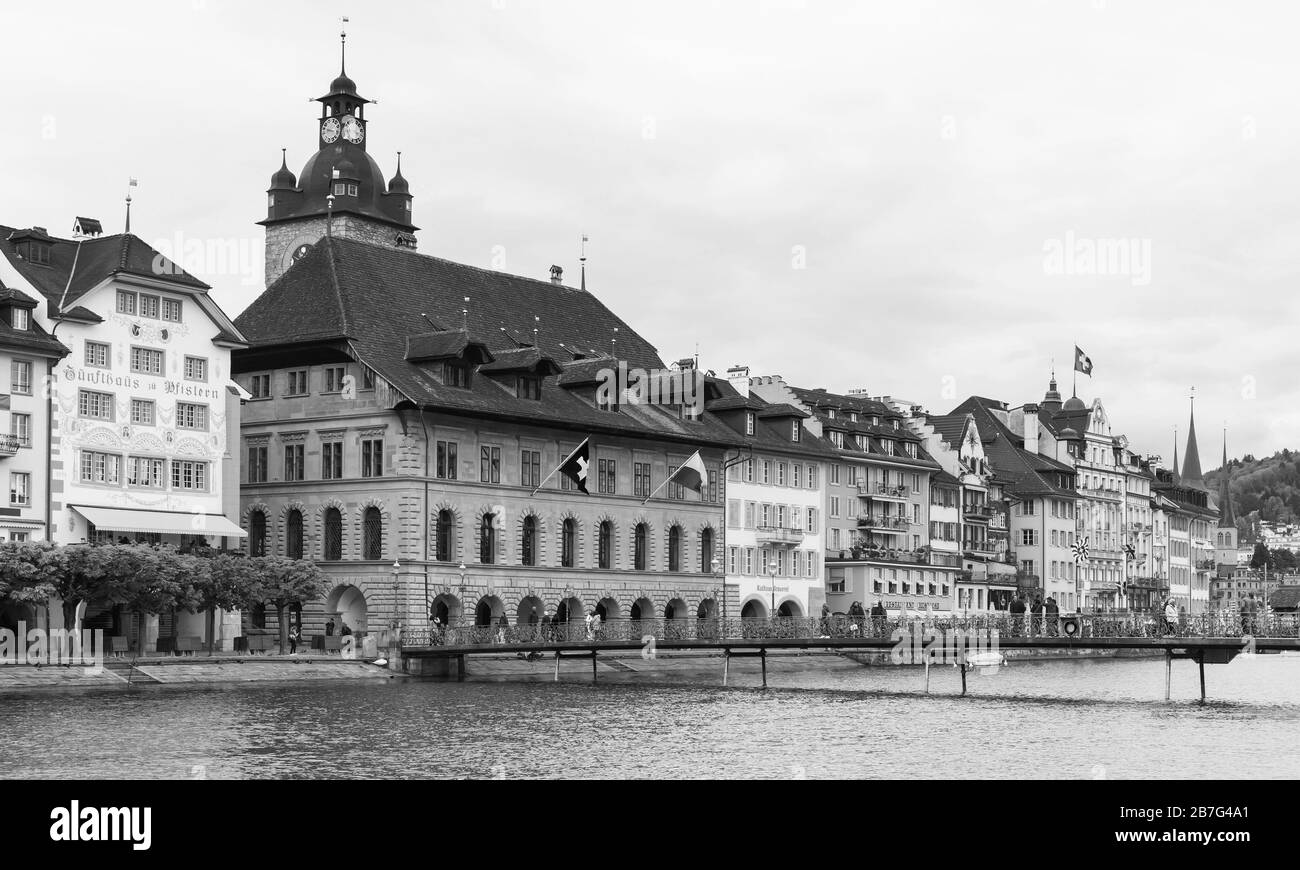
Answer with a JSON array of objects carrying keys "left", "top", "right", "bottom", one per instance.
[
  {"left": 927, "top": 413, "right": 973, "bottom": 449},
  {"left": 478, "top": 347, "right": 562, "bottom": 375},
  {"left": 756, "top": 403, "right": 809, "bottom": 419},
  {"left": 950, "top": 396, "right": 1076, "bottom": 498},
  {"left": 1269, "top": 586, "right": 1300, "bottom": 611},
  {"left": 706, "top": 379, "right": 838, "bottom": 459},
  {"left": 405, "top": 330, "right": 488, "bottom": 363},
  {"left": 235, "top": 237, "right": 739, "bottom": 448},
  {"left": 0, "top": 283, "right": 37, "bottom": 306},
  {"left": 0, "top": 224, "right": 209, "bottom": 316},
  {"left": 932, "top": 469, "right": 961, "bottom": 487}
]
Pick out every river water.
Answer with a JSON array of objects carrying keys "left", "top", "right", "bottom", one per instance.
[{"left": 2, "top": 655, "right": 1298, "bottom": 779}]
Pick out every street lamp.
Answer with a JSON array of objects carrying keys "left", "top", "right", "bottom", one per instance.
[
  {"left": 711, "top": 558, "right": 723, "bottom": 620},
  {"left": 767, "top": 561, "right": 778, "bottom": 618}
]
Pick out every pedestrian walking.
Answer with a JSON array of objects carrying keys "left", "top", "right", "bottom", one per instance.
[
  {"left": 1045, "top": 596, "right": 1060, "bottom": 637},
  {"left": 288, "top": 625, "right": 300, "bottom": 655},
  {"left": 1009, "top": 594, "right": 1026, "bottom": 637},
  {"left": 1164, "top": 597, "right": 1180, "bottom": 636},
  {"left": 870, "top": 600, "right": 886, "bottom": 637},
  {"left": 324, "top": 618, "right": 335, "bottom": 637}
]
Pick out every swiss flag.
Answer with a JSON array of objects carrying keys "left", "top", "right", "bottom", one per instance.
[
  {"left": 559, "top": 438, "right": 590, "bottom": 494},
  {"left": 1074, "top": 346, "right": 1094, "bottom": 376}
]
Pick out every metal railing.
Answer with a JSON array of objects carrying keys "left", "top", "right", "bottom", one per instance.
[
  {"left": 858, "top": 515, "right": 911, "bottom": 530},
  {"left": 402, "top": 613, "right": 1300, "bottom": 649},
  {"left": 860, "top": 484, "right": 910, "bottom": 500},
  {"left": 755, "top": 526, "right": 805, "bottom": 545},
  {"left": 0, "top": 434, "right": 20, "bottom": 456}
]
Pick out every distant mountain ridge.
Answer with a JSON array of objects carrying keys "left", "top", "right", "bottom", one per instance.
[{"left": 1204, "top": 449, "right": 1300, "bottom": 536}]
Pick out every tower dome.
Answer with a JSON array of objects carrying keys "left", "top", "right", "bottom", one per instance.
[
  {"left": 1062, "top": 395, "right": 1086, "bottom": 412},
  {"left": 270, "top": 150, "right": 297, "bottom": 189},
  {"left": 1042, "top": 374, "right": 1063, "bottom": 413},
  {"left": 388, "top": 152, "right": 410, "bottom": 194}
]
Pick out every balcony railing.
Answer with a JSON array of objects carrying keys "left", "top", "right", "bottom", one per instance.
[
  {"left": 1078, "top": 486, "right": 1123, "bottom": 501},
  {"left": 963, "top": 542, "right": 999, "bottom": 556},
  {"left": 859, "top": 483, "right": 910, "bottom": 501},
  {"left": 0, "top": 434, "right": 19, "bottom": 457},
  {"left": 857, "top": 515, "right": 911, "bottom": 531},
  {"left": 755, "top": 526, "right": 805, "bottom": 546},
  {"left": 963, "top": 504, "right": 998, "bottom": 520},
  {"left": 827, "top": 546, "right": 931, "bottom": 566},
  {"left": 1196, "top": 559, "right": 1218, "bottom": 570}
]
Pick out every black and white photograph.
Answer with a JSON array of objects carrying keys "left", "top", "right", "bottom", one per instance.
[{"left": 0, "top": 0, "right": 1296, "bottom": 846}]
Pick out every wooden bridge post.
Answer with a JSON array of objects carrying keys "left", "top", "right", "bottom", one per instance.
[
  {"left": 457, "top": 655, "right": 466, "bottom": 682},
  {"left": 960, "top": 662, "right": 967, "bottom": 696},
  {"left": 760, "top": 648, "right": 767, "bottom": 688},
  {"left": 1164, "top": 650, "right": 1172, "bottom": 701},
  {"left": 554, "top": 651, "right": 560, "bottom": 683},
  {"left": 592, "top": 650, "right": 598, "bottom": 682},
  {"left": 924, "top": 658, "right": 930, "bottom": 694},
  {"left": 1198, "top": 652, "right": 1206, "bottom": 705},
  {"left": 723, "top": 650, "right": 730, "bottom": 687}
]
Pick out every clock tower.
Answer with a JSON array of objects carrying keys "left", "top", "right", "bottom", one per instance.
[{"left": 259, "top": 27, "right": 417, "bottom": 287}]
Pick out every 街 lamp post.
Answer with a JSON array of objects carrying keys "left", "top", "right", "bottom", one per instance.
[{"left": 768, "top": 561, "right": 778, "bottom": 619}]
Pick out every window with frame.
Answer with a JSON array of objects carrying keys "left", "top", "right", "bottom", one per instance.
[
  {"left": 184, "top": 356, "right": 208, "bottom": 381},
  {"left": 85, "top": 341, "right": 110, "bottom": 368},
  {"left": 521, "top": 450, "right": 541, "bottom": 489},
  {"left": 634, "top": 523, "right": 648, "bottom": 571},
  {"left": 247, "top": 445, "right": 268, "bottom": 483},
  {"left": 480, "top": 514, "right": 496, "bottom": 564},
  {"left": 700, "top": 528, "right": 714, "bottom": 574},
  {"left": 479, "top": 446, "right": 500, "bottom": 484},
  {"left": 517, "top": 374, "right": 542, "bottom": 400},
  {"left": 361, "top": 367, "right": 375, "bottom": 390},
  {"left": 667, "top": 466, "right": 683, "bottom": 500},
  {"left": 362, "top": 439, "right": 384, "bottom": 478},
  {"left": 792, "top": 421, "right": 801, "bottom": 442},
  {"left": 745, "top": 413, "right": 756, "bottom": 436},
  {"left": 521, "top": 515, "right": 538, "bottom": 566},
  {"left": 324, "top": 366, "right": 346, "bottom": 392},
  {"left": 324, "top": 508, "right": 343, "bottom": 561},
  {"left": 443, "top": 360, "right": 472, "bottom": 388},
  {"left": 634, "top": 462, "right": 651, "bottom": 498},
  {"left": 809, "top": 465, "right": 818, "bottom": 488},
  {"left": 78, "top": 389, "right": 114, "bottom": 420},
  {"left": 138, "top": 294, "right": 160, "bottom": 319},
  {"left": 162, "top": 299, "right": 182, "bottom": 322},
  {"left": 598, "top": 458, "right": 616, "bottom": 495},
  {"left": 363, "top": 507, "right": 383, "bottom": 560},
  {"left": 598, "top": 521, "right": 613, "bottom": 569},
  {"left": 10, "top": 472, "right": 30, "bottom": 506},
  {"left": 81, "top": 451, "right": 120, "bottom": 485},
  {"left": 171, "top": 460, "right": 209, "bottom": 491},
  {"left": 11, "top": 360, "right": 31, "bottom": 395},
  {"left": 286, "top": 370, "right": 309, "bottom": 396},
  {"left": 284, "top": 444, "right": 305, "bottom": 481},
  {"left": 762, "top": 461, "right": 771, "bottom": 485},
  {"left": 777, "top": 463, "right": 786, "bottom": 487},
  {"left": 130, "top": 399, "right": 154, "bottom": 425},
  {"left": 176, "top": 403, "right": 208, "bottom": 430},
  {"left": 10, "top": 413, "right": 30, "bottom": 448},
  {"left": 436, "top": 440, "right": 458, "bottom": 479},
  {"left": 286, "top": 510, "right": 304, "bottom": 560},
  {"left": 130, "top": 347, "right": 164, "bottom": 375},
  {"left": 116, "top": 290, "right": 137, "bottom": 315},
  {"left": 250, "top": 374, "right": 271, "bottom": 399},
  {"left": 561, "top": 518, "right": 576, "bottom": 568},
  {"left": 126, "top": 456, "right": 164, "bottom": 488},
  {"left": 322, "top": 441, "right": 343, "bottom": 480},
  {"left": 249, "top": 511, "right": 267, "bottom": 557},
  {"left": 668, "top": 525, "right": 682, "bottom": 572},
  {"left": 707, "top": 470, "right": 718, "bottom": 504}
]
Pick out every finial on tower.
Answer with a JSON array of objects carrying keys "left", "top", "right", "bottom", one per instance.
[
  {"left": 580, "top": 234, "right": 589, "bottom": 292},
  {"left": 124, "top": 177, "right": 138, "bottom": 234},
  {"left": 340, "top": 16, "right": 349, "bottom": 74}
]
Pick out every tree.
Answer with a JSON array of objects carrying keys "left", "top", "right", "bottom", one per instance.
[
  {"left": 192, "top": 553, "right": 260, "bottom": 655},
  {"left": 46, "top": 545, "right": 117, "bottom": 634},
  {"left": 1273, "top": 548, "right": 1298, "bottom": 573},
  {"left": 0, "top": 542, "right": 60, "bottom": 625},
  {"left": 1250, "top": 542, "right": 1271, "bottom": 570},
  {"left": 250, "top": 556, "right": 325, "bottom": 653}
]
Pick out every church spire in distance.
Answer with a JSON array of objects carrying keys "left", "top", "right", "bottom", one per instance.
[
  {"left": 1182, "top": 387, "right": 1206, "bottom": 490},
  {"left": 1218, "top": 430, "right": 1236, "bottom": 526}
]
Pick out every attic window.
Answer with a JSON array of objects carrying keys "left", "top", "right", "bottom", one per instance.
[
  {"left": 517, "top": 373, "right": 542, "bottom": 400},
  {"left": 849, "top": 412, "right": 858, "bottom": 423},
  {"left": 829, "top": 430, "right": 844, "bottom": 449},
  {"left": 443, "top": 360, "right": 473, "bottom": 389},
  {"left": 827, "top": 409, "right": 836, "bottom": 420},
  {"left": 745, "top": 412, "right": 756, "bottom": 436},
  {"left": 905, "top": 442, "right": 917, "bottom": 458},
  {"left": 596, "top": 390, "right": 619, "bottom": 413},
  {"left": 791, "top": 421, "right": 801, "bottom": 442},
  {"left": 11, "top": 309, "right": 30, "bottom": 331}
]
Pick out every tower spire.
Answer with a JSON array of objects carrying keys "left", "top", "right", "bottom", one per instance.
[
  {"left": 580, "top": 234, "right": 588, "bottom": 292},
  {"left": 340, "top": 16, "right": 349, "bottom": 76},
  {"left": 1218, "top": 428, "right": 1236, "bottom": 527},
  {"left": 1182, "top": 387, "right": 1206, "bottom": 490},
  {"left": 1173, "top": 426, "right": 1180, "bottom": 484},
  {"left": 124, "top": 177, "right": 137, "bottom": 233}
]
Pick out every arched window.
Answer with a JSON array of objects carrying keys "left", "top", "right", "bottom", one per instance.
[
  {"left": 363, "top": 507, "right": 382, "bottom": 560},
  {"left": 251, "top": 603, "right": 267, "bottom": 629},
  {"left": 323, "top": 508, "right": 342, "bottom": 561},
  {"left": 521, "top": 515, "right": 537, "bottom": 566},
  {"left": 249, "top": 510, "right": 267, "bottom": 557},
  {"left": 700, "top": 527, "right": 713, "bottom": 574},
  {"left": 286, "top": 509, "right": 303, "bottom": 560},
  {"left": 668, "top": 525, "right": 682, "bottom": 572},
  {"left": 598, "top": 521, "right": 612, "bottom": 569},
  {"left": 436, "top": 510, "right": 454, "bottom": 561},
  {"left": 561, "top": 518, "right": 576, "bottom": 568},
  {"left": 634, "top": 523, "right": 648, "bottom": 571},
  {"left": 480, "top": 515, "right": 496, "bottom": 564}
]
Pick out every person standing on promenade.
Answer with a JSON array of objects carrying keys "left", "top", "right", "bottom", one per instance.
[
  {"left": 325, "top": 618, "right": 335, "bottom": 637},
  {"left": 1030, "top": 597, "right": 1044, "bottom": 637},
  {"left": 288, "top": 625, "right": 300, "bottom": 655},
  {"left": 869, "top": 600, "right": 886, "bottom": 637},
  {"left": 1045, "top": 597, "right": 1060, "bottom": 637},
  {"left": 821, "top": 602, "right": 832, "bottom": 637},
  {"left": 1009, "top": 595, "right": 1026, "bottom": 637},
  {"left": 1163, "top": 597, "right": 1179, "bottom": 636}
]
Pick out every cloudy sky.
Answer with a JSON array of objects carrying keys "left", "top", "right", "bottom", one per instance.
[{"left": 9, "top": 0, "right": 1299, "bottom": 466}]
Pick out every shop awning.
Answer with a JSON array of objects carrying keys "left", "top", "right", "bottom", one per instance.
[{"left": 71, "top": 505, "right": 247, "bottom": 537}]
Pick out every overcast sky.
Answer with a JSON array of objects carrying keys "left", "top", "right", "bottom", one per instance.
[{"left": 10, "top": 0, "right": 1300, "bottom": 466}]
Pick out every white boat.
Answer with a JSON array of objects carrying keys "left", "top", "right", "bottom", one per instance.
[{"left": 964, "top": 651, "right": 1007, "bottom": 668}]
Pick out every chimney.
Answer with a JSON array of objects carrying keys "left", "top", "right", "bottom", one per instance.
[
  {"left": 1022, "top": 403, "right": 1040, "bottom": 455},
  {"left": 727, "top": 365, "right": 750, "bottom": 398},
  {"left": 549, "top": 265, "right": 563, "bottom": 285}
]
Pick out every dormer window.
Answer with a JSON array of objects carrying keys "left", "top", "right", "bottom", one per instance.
[
  {"left": 443, "top": 359, "right": 473, "bottom": 388},
  {"left": 517, "top": 373, "right": 542, "bottom": 400},
  {"left": 827, "top": 409, "right": 836, "bottom": 420},
  {"left": 745, "top": 412, "right": 756, "bottom": 435},
  {"left": 791, "top": 421, "right": 801, "bottom": 442},
  {"left": 872, "top": 416, "right": 880, "bottom": 426},
  {"left": 849, "top": 412, "right": 858, "bottom": 423},
  {"left": 829, "top": 430, "right": 844, "bottom": 449},
  {"left": 905, "top": 442, "right": 917, "bottom": 458},
  {"left": 597, "top": 391, "right": 619, "bottom": 413},
  {"left": 892, "top": 419, "right": 900, "bottom": 430},
  {"left": 10, "top": 309, "right": 30, "bottom": 331}
]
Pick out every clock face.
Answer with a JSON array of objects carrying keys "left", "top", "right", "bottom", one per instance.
[
  {"left": 292, "top": 244, "right": 312, "bottom": 262},
  {"left": 321, "top": 117, "right": 341, "bottom": 143},
  {"left": 341, "top": 115, "right": 364, "bottom": 144}
]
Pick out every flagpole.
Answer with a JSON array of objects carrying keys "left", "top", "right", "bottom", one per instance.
[
  {"left": 642, "top": 450, "right": 703, "bottom": 505},
  {"left": 532, "top": 438, "right": 588, "bottom": 497}
]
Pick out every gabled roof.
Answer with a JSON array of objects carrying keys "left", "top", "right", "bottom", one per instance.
[
  {"left": 927, "top": 413, "right": 975, "bottom": 450},
  {"left": 404, "top": 329, "right": 492, "bottom": 364},
  {"left": 950, "top": 396, "right": 1076, "bottom": 498},
  {"left": 706, "top": 378, "right": 837, "bottom": 458},
  {"left": 0, "top": 224, "right": 209, "bottom": 317},
  {"left": 478, "top": 346, "right": 563, "bottom": 376}
]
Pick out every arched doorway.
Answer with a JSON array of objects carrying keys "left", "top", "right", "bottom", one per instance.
[
  {"left": 595, "top": 597, "right": 620, "bottom": 622},
  {"left": 777, "top": 599, "right": 803, "bottom": 618},
  {"left": 629, "top": 597, "right": 655, "bottom": 622},
  {"left": 431, "top": 594, "right": 462, "bottom": 627},
  {"left": 325, "top": 584, "right": 368, "bottom": 635},
  {"left": 516, "top": 596, "right": 544, "bottom": 625},
  {"left": 664, "top": 598, "right": 688, "bottom": 620},
  {"left": 474, "top": 595, "right": 505, "bottom": 627},
  {"left": 555, "top": 596, "right": 584, "bottom": 623},
  {"left": 697, "top": 599, "right": 718, "bottom": 619},
  {"left": 741, "top": 599, "right": 767, "bottom": 619}
]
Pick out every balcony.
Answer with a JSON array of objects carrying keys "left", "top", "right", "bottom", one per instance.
[
  {"left": 857, "top": 515, "right": 911, "bottom": 533},
  {"left": 755, "top": 526, "right": 805, "bottom": 547},
  {"left": 963, "top": 504, "right": 998, "bottom": 521},
  {"left": 1195, "top": 559, "right": 1217, "bottom": 570},
  {"left": 963, "top": 542, "right": 999, "bottom": 557},
  {"left": 1077, "top": 486, "right": 1123, "bottom": 502},
  {"left": 827, "top": 546, "right": 931, "bottom": 566},
  {"left": 859, "top": 483, "right": 910, "bottom": 501},
  {"left": 0, "top": 435, "right": 19, "bottom": 458}
]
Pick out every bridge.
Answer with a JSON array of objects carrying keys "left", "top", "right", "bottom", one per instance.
[{"left": 400, "top": 614, "right": 1300, "bottom": 702}]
